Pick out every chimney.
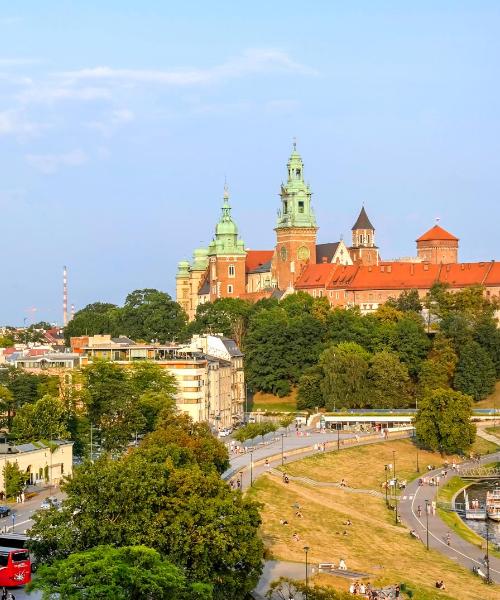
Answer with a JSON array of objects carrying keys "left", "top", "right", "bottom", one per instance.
[
  {"left": 410, "top": 263, "right": 415, "bottom": 275},
  {"left": 322, "top": 256, "right": 328, "bottom": 263}
]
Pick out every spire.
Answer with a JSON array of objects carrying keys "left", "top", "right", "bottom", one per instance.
[
  {"left": 352, "top": 206, "right": 374, "bottom": 231},
  {"left": 208, "top": 184, "right": 245, "bottom": 256}
]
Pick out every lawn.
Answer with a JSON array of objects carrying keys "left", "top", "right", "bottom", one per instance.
[
  {"left": 250, "top": 469, "right": 499, "bottom": 599},
  {"left": 475, "top": 381, "right": 500, "bottom": 409},
  {"left": 252, "top": 389, "right": 298, "bottom": 413},
  {"left": 484, "top": 426, "right": 500, "bottom": 441}
]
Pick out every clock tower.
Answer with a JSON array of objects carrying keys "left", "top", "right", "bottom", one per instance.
[{"left": 272, "top": 143, "right": 318, "bottom": 289}]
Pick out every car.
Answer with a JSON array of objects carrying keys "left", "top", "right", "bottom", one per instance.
[
  {"left": 40, "top": 497, "right": 61, "bottom": 510},
  {"left": 218, "top": 428, "right": 232, "bottom": 438},
  {"left": 0, "top": 506, "right": 10, "bottom": 518}
]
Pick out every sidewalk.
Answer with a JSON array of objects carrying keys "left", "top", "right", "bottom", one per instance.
[{"left": 398, "top": 452, "right": 500, "bottom": 583}]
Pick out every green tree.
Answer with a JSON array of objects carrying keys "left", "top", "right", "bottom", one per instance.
[
  {"left": 81, "top": 361, "right": 144, "bottom": 452},
  {"left": 454, "top": 341, "right": 496, "bottom": 401},
  {"left": 11, "top": 394, "right": 69, "bottom": 443},
  {"left": 386, "top": 289, "right": 422, "bottom": 313},
  {"left": 367, "top": 350, "right": 412, "bottom": 408},
  {"left": 418, "top": 337, "right": 458, "bottom": 399},
  {"left": 0, "top": 385, "right": 14, "bottom": 429},
  {"left": 389, "top": 316, "right": 430, "bottom": 377},
  {"left": 118, "top": 289, "right": 188, "bottom": 343},
  {"left": 27, "top": 545, "right": 212, "bottom": 600},
  {"left": 414, "top": 389, "right": 475, "bottom": 454},
  {"left": 0, "top": 335, "right": 14, "bottom": 347},
  {"left": 0, "top": 367, "right": 44, "bottom": 408},
  {"left": 232, "top": 422, "right": 277, "bottom": 443},
  {"left": 473, "top": 315, "right": 500, "bottom": 377},
  {"left": 297, "top": 367, "right": 324, "bottom": 410},
  {"left": 190, "top": 298, "right": 251, "bottom": 347},
  {"left": 3, "top": 461, "right": 26, "bottom": 498},
  {"left": 320, "top": 342, "right": 370, "bottom": 410},
  {"left": 64, "top": 302, "right": 120, "bottom": 343}
]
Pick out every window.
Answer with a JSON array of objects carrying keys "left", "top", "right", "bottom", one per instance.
[
  {"left": 336, "top": 292, "right": 339, "bottom": 300},
  {"left": 227, "top": 284, "right": 233, "bottom": 294},
  {"left": 283, "top": 200, "right": 288, "bottom": 214},
  {"left": 298, "top": 200, "right": 304, "bottom": 213},
  {"left": 228, "top": 265, "right": 235, "bottom": 278},
  {"left": 367, "top": 234, "right": 371, "bottom": 244},
  {"left": 296, "top": 168, "right": 301, "bottom": 177}
]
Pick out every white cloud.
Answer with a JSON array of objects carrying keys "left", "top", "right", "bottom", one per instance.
[
  {"left": 59, "top": 49, "right": 317, "bottom": 86},
  {"left": 0, "top": 110, "right": 41, "bottom": 136},
  {"left": 26, "top": 149, "right": 87, "bottom": 174},
  {"left": 19, "top": 85, "right": 111, "bottom": 104},
  {"left": 86, "top": 108, "right": 135, "bottom": 136}
]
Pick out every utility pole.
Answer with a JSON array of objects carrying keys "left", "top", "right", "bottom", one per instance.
[
  {"left": 425, "top": 499, "right": 430, "bottom": 550},
  {"left": 250, "top": 449, "right": 254, "bottom": 487},
  {"left": 281, "top": 433, "right": 284, "bottom": 466},
  {"left": 393, "top": 450, "right": 398, "bottom": 524},
  {"left": 303, "top": 546, "right": 310, "bottom": 599},
  {"left": 485, "top": 517, "right": 491, "bottom": 584}
]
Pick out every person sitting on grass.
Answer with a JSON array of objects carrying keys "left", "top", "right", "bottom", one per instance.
[
  {"left": 343, "top": 519, "right": 352, "bottom": 526},
  {"left": 338, "top": 558, "right": 347, "bottom": 570},
  {"left": 292, "top": 532, "right": 300, "bottom": 542},
  {"left": 410, "top": 529, "right": 420, "bottom": 540},
  {"left": 435, "top": 580, "right": 446, "bottom": 590}
]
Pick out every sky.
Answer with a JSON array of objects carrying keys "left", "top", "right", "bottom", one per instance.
[{"left": 1, "top": 1, "right": 500, "bottom": 325}]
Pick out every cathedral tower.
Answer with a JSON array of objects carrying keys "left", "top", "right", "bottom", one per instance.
[
  {"left": 349, "top": 206, "right": 379, "bottom": 265},
  {"left": 207, "top": 186, "right": 247, "bottom": 301},
  {"left": 272, "top": 143, "right": 318, "bottom": 289}
]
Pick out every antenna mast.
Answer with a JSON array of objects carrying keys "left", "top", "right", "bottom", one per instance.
[{"left": 63, "top": 266, "right": 68, "bottom": 326}]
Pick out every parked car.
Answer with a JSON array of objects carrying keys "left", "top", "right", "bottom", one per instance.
[
  {"left": 0, "top": 506, "right": 10, "bottom": 518},
  {"left": 218, "top": 428, "right": 232, "bottom": 438},
  {"left": 40, "top": 497, "right": 61, "bottom": 510}
]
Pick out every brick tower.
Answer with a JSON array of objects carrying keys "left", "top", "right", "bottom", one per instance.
[
  {"left": 207, "top": 186, "right": 247, "bottom": 301},
  {"left": 349, "top": 206, "right": 379, "bottom": 265},
  {"left": 416, "top": 224, "right": 459, "bottom": 264},
  {"left": 272, "top": 143, "right": 318, "bottom": 289}
]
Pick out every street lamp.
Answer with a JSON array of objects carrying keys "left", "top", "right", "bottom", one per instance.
[
  {"left": 239, "top": 470, "right": 244, "bottom": 490},
  {"left": 303, "top": 546, "right": 310, "bottom": 599},
  {"left": 416, "top": 443, "right": 420, "bottom": 473},
  {"left": 392, "top": 450, "right": 398, "bottom": 524},
  {"left": 337, "top": 425, "right": 340, "bottom": 451},
  {"left": 485, "top": 517, "right": 491, "bottom": 584},
  {"left": 281, "top": 433, "right": 285, "bottom": 466},
  {"left": 425, "top": 499, "right": 430, "bottom": 550},
  {"left": 384, "top": 464, "right": 391, "bottom": 507},
  {"left": 250, "top": 449, "right": 254, "bottom": 487}
]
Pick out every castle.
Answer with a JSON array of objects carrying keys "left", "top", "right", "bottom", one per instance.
[{"left": 176, "top": 144, "right": 499, "bottom": 319}]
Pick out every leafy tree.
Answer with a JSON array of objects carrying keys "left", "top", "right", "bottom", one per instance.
[
  {"left": 389, "top": 316, "right": 430, "bottom": 377},
  {"left": 11, "top": 394, "right": 69, "bottom": 443},
  {"left": 3, "top": 461, "right": 27, "bottom": 498},
  {"left": 29, "top": 424, "right": 263, "bottom": 600},
  {"left": 414, "top": 388, "right": 475, "bottom": 454},
  {"left": 280, "top": 291, "right": 315, "bottom": 318},
  {"left": 81, "top": 361, "right": 145, "bottom": 452},
  {"left": 64, "top": 302, "right": 120, "bottom": 343},
  {"left": 367, "top": 350, "right": 412, "bottom": 408},
  {"left": 27, "top": 545, "right": 213, "bottom": 600},
  {"left": 0, "top": 367, "right": 43, "bottom": 407},
  {"left": 386, "top": 289, "right": 422, "bottom": 313},
  {"left": 297, "top": 367, "right": 324, "bottom": 410},
  {"left": 454, "top": 341, "right": 496, "bottom": 401},
  {"left": 374, "top": 304, "right": 404, "bottom": 324},
  {"left": 232, "top": 422, "right": 277, "bottom": 443},
  {"left": 129, "top": 361, "right": 178, "bottom": 395},
  {"left": 473, "top": 315, "right": 500, "bottom": 377},
  {"left": 118, "top": 289, "right": 187, "bottom": 343},
  {"left": 0, "top": 335, "right": 14, "bottom": 347},
  {"left": 267, "top": 577, "right": 351, "bottom": 599},
  {"left": 320, "top": 342, "right": 370, "bottom": 410},
  {"left": 190, "top": 298, "right": 251, "bottom": 347},
  {"left": 0, "top": 385, "right": 14, "bottom": 429}
]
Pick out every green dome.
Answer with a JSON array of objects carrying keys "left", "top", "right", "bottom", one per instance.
[
  {"left": 216, "top": 218, "right": 238, "bottom": 236},
  {"left": 176, "top": 260, "right": 190, "bottom": 278},
  {"left": 192, "top": 248, "right": 208, "bottom": 271}
]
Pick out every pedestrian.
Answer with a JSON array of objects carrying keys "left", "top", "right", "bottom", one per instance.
[
  {"left": 395, "top": 584, "right": 400, "bottom": 598},
  {"left": 445, "top": 533, "right": 451, "bottom": 546},
  {"left": 21, "top": 491, "right": 25, "bottom": 503},
  {"left": 338, "top": 558, "right": 347, "bottom": 570},
  {"left": 236, "top": 479, "right": 241, "bottom": 490},
  {"left": 417, "top": 505, "right": 422, "bottom": 517},
  {"left": 1, "top": 587, "right": 7, "bottom": 600},
  {"left": 265, "top": 458, "right": 270, "bottom": 470},
  {"left": 431, "top": 501, "right": 436, "bottom": 516}
]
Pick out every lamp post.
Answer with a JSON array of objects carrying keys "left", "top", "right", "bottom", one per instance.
[
  {"left": 281, "top": 433, "right": 285, "bottom": 466},
  {"left": 425, "top": 499, "right": 430, "bottom": 550},
  {"left": 485, "top": 517, "right": 491, "bottom": 584},
  {"left": 392, "top": 450, "right": 398, "bottom": 524},
  {"left": 384, "top": 464, "right": 390, "bottom": 506},
  {"left": 303, "top": 545, "right": 310, "bottom": 599},
  {"left": 239, "top": 470, "right": 244, "bottom": 490},
  {"left": 337, "top": 426, "right": 340, "bottom": 451},
  {"left": 250, "top": 449, "right": 254, "bottom": 487},
  {"left": 416, "top": 443, "right": 420, "bottom": 473}
]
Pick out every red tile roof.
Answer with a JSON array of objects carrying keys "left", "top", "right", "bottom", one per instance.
[
  {"left": 295, "top": 261, "right": 500, "bottom": 292},
  {"left": 417, "top": 225, "right": 459, "bottom": 242},
  {"left": 245, "top": 250, "right": 274, "bottom": 272}
]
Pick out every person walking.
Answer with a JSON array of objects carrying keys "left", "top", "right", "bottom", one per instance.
[
  {"left": 1, "top": 587, "right": 7, "bottom": 600},
  {"left": 417, "top": 505, "right": 422, "bottom": 517}
]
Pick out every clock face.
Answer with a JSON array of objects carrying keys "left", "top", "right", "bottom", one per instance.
[
  {"left": 297, "top": 246, "right": 310, "bottom": 261},
  {"left": 280, "top": 246, "right": 288, "bottom": 261}
]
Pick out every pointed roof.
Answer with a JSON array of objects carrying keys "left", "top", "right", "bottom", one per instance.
[
  {"left": 417, "top": 224, "right": 458, "bottom": 242},
  {"left": 352, "top": 206, "right": 374, "bottom": 230}
]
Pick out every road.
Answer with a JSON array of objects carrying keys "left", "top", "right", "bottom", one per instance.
[{"left": 398, "top": 452, "right": 500, "bottom": 584}]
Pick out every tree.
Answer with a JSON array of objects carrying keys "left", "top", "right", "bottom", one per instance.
[
  {"left": 386, "top": 289, "right": 422, "bottom": 313},
  {"left": 232, "top": 422, "right": 277, "bottom": 443},
  {"left": 64, "top": 302, "right": 120, "bottom": 343},
  {"left": 454, "top": 341, "right": 496, "bottom": 401},
  {"left": 297, "top": 368, "right": 324, "bottom": 410},
  {"left": 3, "top": 462, "right": 26, "bottom": 498},
  {"left": 27, "top": 545, "right": 213, "bottom": 600},
  {"left": 320, "top": 342, "right": 370, "bottom": 410},
  {"left": 414, "top": 389, "right": 475, "bottom": 454},
  {"left": 118, "top": 289, "right": 188, "bottom": 342},
  {"left": 389, "top": 316, "right": 430, "bottom": 377},
  {"left": 418, "top": 337, "right": 458, "bottom": 399},
  {"left": 29, "top": 423, "right": 262, "bottom": 600},
  {"left": 0, "top": 335, "right": 14, "bottom": 347},
  {"left": 0, "top": 385, "right": 14, "bottom": 429},
  {"left": 267, "top": 577, "right": 351, "bottom": 599},
  {"left": 190, "top": 298, "right": 251, "bottom": 347},
  {"left": 367, "top": 350, "right": 412, "bottom": 408},
  {"left": 473, "top": 315, "right": 500, "bottom": 377},
  {"left": 11, "top": 394, "right": 69, "bottom": 443}
]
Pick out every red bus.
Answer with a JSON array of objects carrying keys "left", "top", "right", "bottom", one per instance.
[{"left": 0, "top": 535, "right": 31, "bottom": 587}]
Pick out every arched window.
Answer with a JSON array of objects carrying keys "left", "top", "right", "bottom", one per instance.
[{"left": 228, "top": 265, "right": 235, "bottom": 278}]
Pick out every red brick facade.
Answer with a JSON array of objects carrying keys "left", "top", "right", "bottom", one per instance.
[
  {"left": 208, "top": 255, "right": 247, "bottom": 301},
  {"left": 272, "top": 226, "right": 318, "bottom": 289}
]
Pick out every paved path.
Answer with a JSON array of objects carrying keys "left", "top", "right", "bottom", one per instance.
[
  {"left": 476, "top": 423, "right": 500, "bottom": 445},
  {"left": 398, "top": 452, "right": 500, "bottom": 584}
]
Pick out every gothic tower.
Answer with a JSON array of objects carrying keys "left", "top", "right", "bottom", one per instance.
[
  {"left": 272, "top": 143, "right": 318, "bottom": 289},
  {"left": 207, "top": 186, "right": 247, "bottom": 301},
  {"left": 349, "top": 206, "right": 379, "bottom": 265}
]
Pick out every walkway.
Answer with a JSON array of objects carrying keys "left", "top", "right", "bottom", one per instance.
[{"left": 398, "top": 452, "right": 500, "bottom": 583}]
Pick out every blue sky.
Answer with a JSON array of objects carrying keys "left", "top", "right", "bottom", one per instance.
[{"left": 1, "top": 1, "right": 500, "bottom": 325}]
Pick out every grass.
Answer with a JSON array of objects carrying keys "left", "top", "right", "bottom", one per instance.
[
  {"left": 471, "top": 435, "right": 499, "bottom": 455},
  {"left": 484, "top": 426, "right": 500, "bottom": 441},
  {"left": 437, "top": 474, "right": 500, "bottom": 560},
  {"left": 252, "top": 389, "right": 298, "bottom": 413},
  {"left": 475, "top": 381, "right": 500, "bottom": 409},
  {"left": 249, "top": 473, "right": 497, "bottom": 600}
]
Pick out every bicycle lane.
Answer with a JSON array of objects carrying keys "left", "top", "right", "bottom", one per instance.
[{"left": 398, "top": 452, "right": 500, "bottom": 583}]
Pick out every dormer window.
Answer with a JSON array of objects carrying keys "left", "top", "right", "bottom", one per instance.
[{"left": 295, "top": 168, "right": 301, "bottom": 177}]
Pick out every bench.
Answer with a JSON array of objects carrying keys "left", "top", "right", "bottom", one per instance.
[{"left": 318, "top": 563, "right": 334, "bottom": 572}]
